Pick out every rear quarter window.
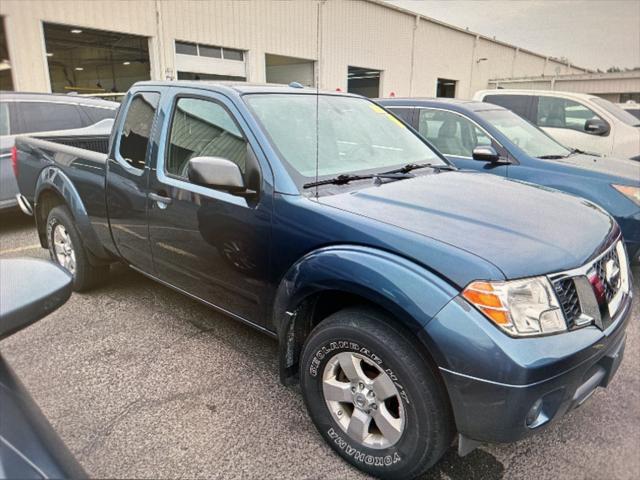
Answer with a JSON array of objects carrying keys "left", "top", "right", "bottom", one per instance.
[
  {"left": 13, "top": 101, "right": 86, "bottom": 134},
  {"left": 483, "top": 94, "right": 534, "bottom": 120},
  {"left": 81, "top": 105, "right": 118, "bottom": 124}
]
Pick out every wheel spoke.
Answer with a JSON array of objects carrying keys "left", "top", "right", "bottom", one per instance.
[
  {"left": 323, "top": 378, "right": 353, "bottom": 403},
  {"left": 347, "top": 408, "right": 371, "bottom": 442},
  {"left": 372, "top": 373, "right": 397, "bottom": 401},
  {"left": 372, "top": 403, "right": 402, "bottom": 445},
  {"left": 336, "top": 352, "right": 366, "bottom": 383}
]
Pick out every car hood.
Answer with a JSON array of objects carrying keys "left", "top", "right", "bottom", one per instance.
[
  {"left": 554, "top": 153, "right": 640, "bottom": 183},
  {"left": 318, "top": 171, "right": 616, "bottom": 280}
]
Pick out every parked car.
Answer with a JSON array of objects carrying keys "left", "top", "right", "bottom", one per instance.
[
  {"left": 473, "top": 89, "right": 640, "bottom": 160},
  {"left": 0, "top": 257, "right": 86, "bottom": 479},
  {"left": 379, "top": 98, "right": 640, "bottom": 264},
  {"left": 14, "top": 82, "right": 633, "bottom": 479},
  {"left": 0, "top": 92, "right": 118, "bottom": 212},
  {"left": 618, "top": 101, "right": 640, "bottom": 120}
]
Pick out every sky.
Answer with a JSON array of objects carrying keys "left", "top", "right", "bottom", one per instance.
[{"left": 388, "top": 1, "right": 640, "bottom": 71}]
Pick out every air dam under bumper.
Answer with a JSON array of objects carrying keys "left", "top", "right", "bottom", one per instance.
[{"left": 420, "top": 289, "right": 632, "bottom": 445}]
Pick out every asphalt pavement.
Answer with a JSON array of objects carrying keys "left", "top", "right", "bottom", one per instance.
[{"left": 1, "top": 210, "right": 638, "bottom": 480}]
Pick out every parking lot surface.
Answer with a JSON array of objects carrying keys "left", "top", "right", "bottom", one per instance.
[{"left": 1, "top": 210, "right": 639, "bottom": 480}]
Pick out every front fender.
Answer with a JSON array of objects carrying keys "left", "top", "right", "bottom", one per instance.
[
  {"left": 273, "top": 245, "right": 460, "bottom": 382},
  {"left": 35, "top": 166, "right": 109, "bottom": 262}
]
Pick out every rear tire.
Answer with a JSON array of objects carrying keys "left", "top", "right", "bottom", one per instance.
[
  {"left": 300, "top": 307, "right": 454, "bottom": 479},
  {"left": 46, "top": 205, "right": 109, "bottom": 291}
]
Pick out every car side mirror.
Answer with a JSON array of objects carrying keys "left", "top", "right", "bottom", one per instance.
[
  {"left": 187, "top": 156, "right": 248, "bottom": 193},
  {"left": 584, "top": 118, "right": 609, "bottom": 136},
  {"left": 0, "top": 258, "right": 72, "bottom": 340},
  {"left": 472, "top": 145, "right": 500, "bottom": 163}
]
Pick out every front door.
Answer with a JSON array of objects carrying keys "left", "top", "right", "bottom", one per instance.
[
  {"left": 414, "top": 108, "right": 510, "bottom": 176},
  {"left": 106, "top": 91, "right": 160, "bottom": 272},
  {"left": 147, "top": 91, "right": 272, "bottom": 327}
]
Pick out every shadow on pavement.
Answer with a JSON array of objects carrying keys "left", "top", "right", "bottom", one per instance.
[
  {"left": 0, "top": 210, "right": 34, "bottom": 234},
  {"left": 423, "top": 447, "right": 505, "bottom": 480}
]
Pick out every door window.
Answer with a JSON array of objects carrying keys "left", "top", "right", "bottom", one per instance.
[
  {"left": 118, "top": 92, "right": 160, "bottom": 169},
  {"left": 418, "top": 109, "right": 492, "bottom": 157},
  {"left": 166, "top": 97, "right": 247, "bottom": 178},
  {"left": 536, "top": 96, "right": 603, "bottom": 132},
  {"left": 13, "top": 101, "right": 85, "bottom": 134}
]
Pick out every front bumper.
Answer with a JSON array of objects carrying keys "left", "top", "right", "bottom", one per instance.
[{"left": 421, "top": 279, "right": 632, "bottom": 444}]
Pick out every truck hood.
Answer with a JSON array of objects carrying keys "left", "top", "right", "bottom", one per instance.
[
  {"left": 554, "top": 153, "right": 640, "bottom": 183},
  {"left": 319, "top": 171, "right": 616, "bottom": 279}
]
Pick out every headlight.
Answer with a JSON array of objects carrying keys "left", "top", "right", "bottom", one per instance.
[
  {"left": 612, "top": 184, "right": 640, "bottom": 206},
  {"left": 462, "top": 277, "right": 566, "bottom": 337}
]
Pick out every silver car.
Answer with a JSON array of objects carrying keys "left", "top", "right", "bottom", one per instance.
[{"left": 0, "top": 92, "right": 118, "bottom": 211}]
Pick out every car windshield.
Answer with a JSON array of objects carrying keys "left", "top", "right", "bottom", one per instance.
[
  {"left": 244, "top": 94, "right": 444, "bottom": 182},
  {"left": 591, "top": 97, "right": 640, "bottom": 126},
  {"left": 478, "top": 109, "right": 572, "bottom": 158}
]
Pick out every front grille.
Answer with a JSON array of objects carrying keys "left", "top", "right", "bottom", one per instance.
[
  {"left": 554, "top": 278, "right": 581, "bottom": 327},
  {"left": 551, "top": 239, "right": 626, "bottom": 330}
]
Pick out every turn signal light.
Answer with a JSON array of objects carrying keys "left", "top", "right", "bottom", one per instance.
[{"left": 462, "top": 281, "right": 511, "bottom": 326}]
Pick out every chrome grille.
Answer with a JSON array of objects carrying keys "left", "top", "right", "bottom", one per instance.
[
  {"left": 551, "top": 238, "right": 627, "bottom": 331},
  {"left": 554, "top": 278, "right": 581, "bottom": 328}
]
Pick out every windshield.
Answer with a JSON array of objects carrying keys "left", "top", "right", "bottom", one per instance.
[
  {"left": 478, "top": 109, "right": 571, "bottom": 158},
  {"left": 244, "top": 94, "right": 444, "bottom": 182},
  {"left": 591, "top": 97, "right": 640, "bottom": 126}
]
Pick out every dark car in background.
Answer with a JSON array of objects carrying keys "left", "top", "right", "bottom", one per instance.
[
  {"left": 379, "top": 98, "right": 640, "bottom": 263},
  {"left": 0, "top": 92, "right": 118, "bottom": 212}
]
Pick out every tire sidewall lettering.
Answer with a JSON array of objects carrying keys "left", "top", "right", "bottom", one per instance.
[{"left": 308, "top": 338, "right": 411, "bottom": 406}]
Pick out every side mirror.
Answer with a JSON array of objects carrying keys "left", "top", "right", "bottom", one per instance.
[
  {"left": 472, "top": 145, "right": 500, "bottom": 163},
  {"left": 187, "top": 156, "right": 247, "bottom": 193},
  {"left": 0, "top": 258, "right": 72, "bottom": 340},
  {"left": 584, "top": 118, "right": 609, "bottom": 136}
]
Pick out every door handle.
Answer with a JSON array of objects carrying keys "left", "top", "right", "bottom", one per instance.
[{"left": 149, "top": 192, "right": 172, "bottom": 209}]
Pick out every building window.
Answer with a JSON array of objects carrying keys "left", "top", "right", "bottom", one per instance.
[
  {"left": 174, "top": 41, "right": 244, "bottom": 62},
  {"left": 436, "top": 78, "right": 457, "bottom": 98},
  {"left": 175, "top": 41, "right": 198, "bottom": 56}
]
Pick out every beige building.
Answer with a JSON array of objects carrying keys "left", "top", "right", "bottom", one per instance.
[
  {"left": 488, "top": 71, "right": 640, "bottom": 103},
  {"left": 0, "top": 0, "right": 588, "bottom": 99}
]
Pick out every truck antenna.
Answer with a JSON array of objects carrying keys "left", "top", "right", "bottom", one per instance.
[{"left": 314, "top": 1, "right": 323, "bottom": 200}]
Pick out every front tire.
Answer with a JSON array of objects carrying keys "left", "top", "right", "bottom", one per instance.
[
  {"left": 46, "top": 205, "right": 109, "bottom": 291},
  {"left": 300, "top": 307, "right": 454, "bottom": 479}
]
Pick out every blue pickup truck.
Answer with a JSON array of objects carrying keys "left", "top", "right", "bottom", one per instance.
[
  {"left": 379, "top": 98, "right": 640, "bottom": 264},
  {"left": 14, "top": 82, "right": 633, "bottom": 479}
]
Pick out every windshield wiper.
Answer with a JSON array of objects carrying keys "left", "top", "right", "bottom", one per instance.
[
  {"left": 386, "top": 162, "right": 457, "bottom": 174},
  {"left": 303, "top": 172, "right": 413, "bottom": 189},
  {"left": 537, "top": 154, "right": 566, "bottom": 159}
]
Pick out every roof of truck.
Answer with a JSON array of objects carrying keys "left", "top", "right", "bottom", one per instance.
[{"left": 133, "top": 80, "right": 360, "bottom": 97}]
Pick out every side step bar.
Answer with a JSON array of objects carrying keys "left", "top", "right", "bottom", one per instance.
[{"left": 16, "top": 194, "right": 33, "bottom": 216}]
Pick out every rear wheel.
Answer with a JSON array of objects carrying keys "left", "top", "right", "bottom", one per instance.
[
  {"left": 46, "top": 205, "right": 108, "bottom": 291},
  {"left": 300, "top": 307, "right": 454, "bottom": 479}
]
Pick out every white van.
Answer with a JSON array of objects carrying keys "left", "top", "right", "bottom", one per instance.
[{"left": 474, "top": 89, "right": 640, "bottom": 160}]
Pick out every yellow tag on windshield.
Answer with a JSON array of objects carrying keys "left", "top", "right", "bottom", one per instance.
[
  {"left": 369, "top": 104, "right": 385, "bottom": 113},
  {"left": 386, "top": 113, "right": 405, "bottom": 128}
]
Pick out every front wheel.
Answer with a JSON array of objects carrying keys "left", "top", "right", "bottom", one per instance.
[
  {"left": 46, "top": 205, "right": 109, "bottom": 291},
  {"left": 300, "top": 307, "right": 454, "bottom": 479}
]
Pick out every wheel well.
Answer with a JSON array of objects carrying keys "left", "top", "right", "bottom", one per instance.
[
  {"left": 281, "top": 290, "right": 444, "bottom": 390},
  {"left": 35, "top": 189, "right": 65, "bottom": 247}
]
